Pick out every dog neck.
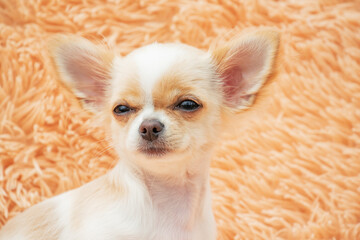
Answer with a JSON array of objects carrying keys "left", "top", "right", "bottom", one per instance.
[
  {"left": 143, "top": 163, "right": 209, "bottom": 228},
  {"left": 108, "top": 151, "right": 213, "bottom": 237}
]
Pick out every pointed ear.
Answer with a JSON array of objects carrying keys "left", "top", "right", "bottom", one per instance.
[
  {"left": 49, "top": 35, "right": 114, "bottom": 111},
  {"left": 212, "top": 30, "right": 279, "bottom": 111}
]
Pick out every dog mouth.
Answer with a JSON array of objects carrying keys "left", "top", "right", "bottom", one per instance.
[
  {"left": 139, "top": 147, "right": 169, "bottom": 157},
  {"left": 138, "top": 142, "right": 171, "bottom": 157}
]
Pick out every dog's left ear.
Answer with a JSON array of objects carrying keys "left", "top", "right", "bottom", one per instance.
[
  {"left": 49, "top": 35, "right": 114, "bottom": 112},
  {"left": 212, "top": 30, "right": 279, "bottom": 111}
]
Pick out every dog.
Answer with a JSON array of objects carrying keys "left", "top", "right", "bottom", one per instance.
[{"left": 0, "top": 29, "right": 279, "bottom": 240}]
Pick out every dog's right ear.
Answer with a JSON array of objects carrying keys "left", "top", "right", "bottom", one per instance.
[{"left": 49, "top": 35, "right": 114, "bottom": 112}]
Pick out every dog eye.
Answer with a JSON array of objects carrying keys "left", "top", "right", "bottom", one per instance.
[
  {"left": 176, "top": 100, "right": 200, "bottom": 112},
  {"left": 113, "top": 105, "right": 132, "bottom": 115}
]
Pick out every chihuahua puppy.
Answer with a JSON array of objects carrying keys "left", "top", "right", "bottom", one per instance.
[{"left": 0, "top": 30, "right": 279, "bottom": 240}]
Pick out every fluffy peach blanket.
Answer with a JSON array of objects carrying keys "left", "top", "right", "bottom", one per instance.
[{"left": 0, "top": 0, "right": 359, "bottom": 239}]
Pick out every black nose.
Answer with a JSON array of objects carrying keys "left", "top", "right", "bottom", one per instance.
[{"left": 139, "top": 119, "right": 164, "bottom": 142}]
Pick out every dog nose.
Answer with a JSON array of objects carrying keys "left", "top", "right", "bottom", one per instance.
[{"left": 139, "top": 119, "right": 164, "bottom": 142}]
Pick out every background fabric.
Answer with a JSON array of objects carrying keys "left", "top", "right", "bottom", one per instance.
[{"left": 0, "top": 0, "right": 359, "bottom": 239}]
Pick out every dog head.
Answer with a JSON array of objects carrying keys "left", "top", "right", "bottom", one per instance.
[{"left": 50, "top": 31, "right": 279, "bottom": 175}]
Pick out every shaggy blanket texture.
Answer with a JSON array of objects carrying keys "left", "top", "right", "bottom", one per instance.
[{"left": 0, "top": 0, "right": 359, "bottom": 239}]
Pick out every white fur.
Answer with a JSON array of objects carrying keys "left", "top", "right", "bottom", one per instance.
[{"left": 128, "top": 43, "right": 192, "bottom": 95}]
